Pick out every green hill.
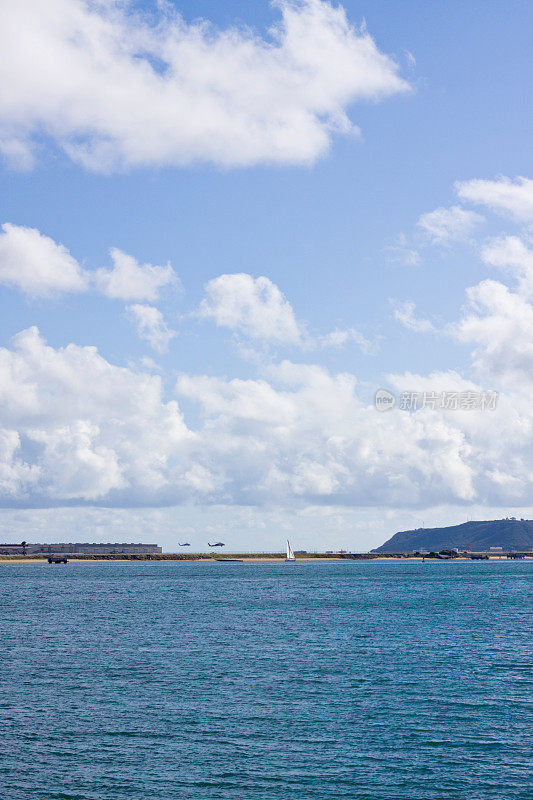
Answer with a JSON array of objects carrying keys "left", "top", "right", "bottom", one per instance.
[{"left": 373, "top": 518, "right": 533, "bottom": 553}]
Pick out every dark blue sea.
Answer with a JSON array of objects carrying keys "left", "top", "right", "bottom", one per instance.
[{"left": 1, "top": 560, "right": 531, "bottom": 800}]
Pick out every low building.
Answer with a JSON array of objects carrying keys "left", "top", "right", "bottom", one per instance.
[
  {"left": 4, "top": 543, "right": 162, "bottom": 555},
  {"left": 0, "top": 544, "right": 27, "bottom": 555}
]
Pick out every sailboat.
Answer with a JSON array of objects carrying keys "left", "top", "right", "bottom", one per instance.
[{"left": 285, "top": 540, "right": 296, "bottom": 562}]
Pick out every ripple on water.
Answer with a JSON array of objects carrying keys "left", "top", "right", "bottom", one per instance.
[{"left": 1, "top": 560, "right": 531, "bottom": 799}]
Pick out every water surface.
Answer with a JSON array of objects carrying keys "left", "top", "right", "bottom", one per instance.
[{"left": 1, "top": 560, "right": 531, "bottom": 799}]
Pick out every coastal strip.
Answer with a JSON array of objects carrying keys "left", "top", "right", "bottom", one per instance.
[{"left": 1, "top": 552, "right": 531, "bottom": 563}]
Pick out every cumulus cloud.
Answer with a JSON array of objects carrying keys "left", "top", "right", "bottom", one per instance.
[
  {"left": 456, "top": 176, "right": 533, "bottom": 226},
  {"left": 386, "top": 368, "right": 533, "bottom": 504},
  {"left": 0, "top": 327, "right": 192, "bottom": 502},
  {"left": 176, "top": 362, "right": 478, "bottom": 505},
  {"left": 417, "top": 205, "right": 484, "bottom": 245},
  {"left": 0, "top": 327, "right": 532, "bottom": 509},
  {"left": 393, "top": 300, "right": 434, "bottom": 332},
  {"left": 2, "top": 176, "right": 533, "bottom": 512},
  {"left": 0, "top": 222, "right": 88, "bottom": 296},
  {"left": 481, "top": 235, "right": 533, "bottom": 300},
  {"left": 199, "top": 273, "right": 303, "bottom": 345},
  {"left": 446, "top": 207, "right": 533, "bottom": 388},
  {"left": 176, "top": 360, "right": 533, "bottom": 507},
  {"left": 0, "top": 223, "right": 179, "bottom": 302},
  {"left": 452, "top": 279, "right": 533, "bottom": 388},
  {"left": 0, "top": 428, "right": 40, "bottom": 496},
  {"left": 388, "top": 175, "right": 533, "bottom": 272},
  {"left": 95, "top": 248, "right": 177, "bottom": 302},
  {"left": 126, "top": 304, "right": 177, "bottom": 353},
  {"left": 0, "top": 0, "right": 409, "bottom": 172},
  {"left": 0, "top": 224, "right": 371, "bottom": 355},
  {"left": 198, "top": 273, "right": 375, "bottom": 352}
]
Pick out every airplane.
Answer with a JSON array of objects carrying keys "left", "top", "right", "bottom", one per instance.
[
  {"left": 178, "top": 542, "right": 191, "bottom": 546},
  {"left": 208, "top": 542, "right": 225, "bottom": 547}
]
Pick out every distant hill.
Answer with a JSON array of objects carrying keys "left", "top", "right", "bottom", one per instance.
[{"left": 373, "top": 519, "right": 533, "bottom": 553}]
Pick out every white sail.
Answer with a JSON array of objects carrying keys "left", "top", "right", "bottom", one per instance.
[{"left": 286, "top": 540, "right": 295, "bottom": 560}]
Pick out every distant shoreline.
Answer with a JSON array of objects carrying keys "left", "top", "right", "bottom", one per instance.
[
  {"left": 0, "top": 556, "right": 409, "bottom": 563},
  {"left": 1, "top": 554, "right": 530, "bottom": 564}
]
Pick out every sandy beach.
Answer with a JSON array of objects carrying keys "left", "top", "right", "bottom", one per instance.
[{"left": 0, "top": 555, "right": 520, "bottom": 564}]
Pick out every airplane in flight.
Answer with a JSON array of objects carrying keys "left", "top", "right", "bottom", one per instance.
[
  {"left": 178, "top": 542, "right": 191, "bottom": 546},
  {"left": 208, "top": 542, "right": 225, "bottom": 547}
]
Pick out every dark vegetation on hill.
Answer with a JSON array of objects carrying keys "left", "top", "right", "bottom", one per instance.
[{"left": 373, "top": 518, "right": 533, "bottom": 553}]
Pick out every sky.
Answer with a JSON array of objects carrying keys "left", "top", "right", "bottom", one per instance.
[{"left": 0, "top": 0, "right": 532, "bottom": 552}]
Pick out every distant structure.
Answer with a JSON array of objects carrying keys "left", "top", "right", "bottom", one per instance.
[{"left": 0, "top": 542, "right": 161, "bottom": 555}]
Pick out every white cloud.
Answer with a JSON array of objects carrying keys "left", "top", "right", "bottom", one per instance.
[
  {"left": 318, "top": 327, "right": 376, "bottom": 353},
  {"left": 0, "top": 327, "right": 192, "bottom": 502},
  {"left": 199, "top": 273, "right": 375, "bottom": 352},
  {"left": 0, "top": 224, "right": 179, "bottom": 302},
  {"left": 0, "top": 428, "right": 40, "bottom": 496},
  {"left": 199, "top": 273, "right": 303, "bottom": 345},
  {"left": 95, "top": 248, "right": 177, "bottom": 302},
  {"left": 393, "top": 300, "right": 434, "bottom": 332},
  {"left": 176, "top": 362, "right": 478, "bottom": 505},
  {"left": 429, "top": 178, "right": 533, "bottom": 402},
  {"left": 126, "top": 304, "right": 177, "bottom": 353},
  {"left": 29, "top": 420, "right": 127, "bottom": 501},
  {"left": 0, "top": 327, "right": 531, "bottom": 510},
  {"left": 387, "top": 369, "right": 533, "bottom": 505},
  {"left": 452, "top": 279, "right": 533, "bottom": 388},
  {"left": 0, "top": 0, "right": 409, "bottom": 172},
  {"left": 176, "top": 360, "right": 533, "bottom": 507},
  {"left": 481, "top": 235, "right": 533, "bottom": 300},
  {"left": 417, "top": 205, "right": 484, "bottom": 245},
  {"left": 176, "top": 374, "right": 296, "bottom": 426},
  {"left": 456, "top": 176, "right": 533, "bottom": 225},
  {"left": 0, "top": 222, "right": 88, "bottom": 296}
]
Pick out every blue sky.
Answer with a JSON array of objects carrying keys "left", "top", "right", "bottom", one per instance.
[{"left": 0, "top": 0, "right": 532, "bottom": 550}]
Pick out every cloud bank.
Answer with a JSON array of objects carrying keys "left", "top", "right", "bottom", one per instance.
[
  {"left": 0, "top": 175, "right": 532, "bottom": 512},
  {"left": 0, "top": 0, "right": 409, "bottom": 172},
  {"left": 0, "top": 322, "right": 531, "bottom": 509}
]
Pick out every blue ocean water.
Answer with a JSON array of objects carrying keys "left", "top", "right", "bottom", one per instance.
[{"left": 1, "top": 560, "right": 531, "bottom": 800}]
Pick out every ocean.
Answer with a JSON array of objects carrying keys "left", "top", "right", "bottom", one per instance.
[{"left": 1, "top": 560, "right": 531, "bottom": 799}]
